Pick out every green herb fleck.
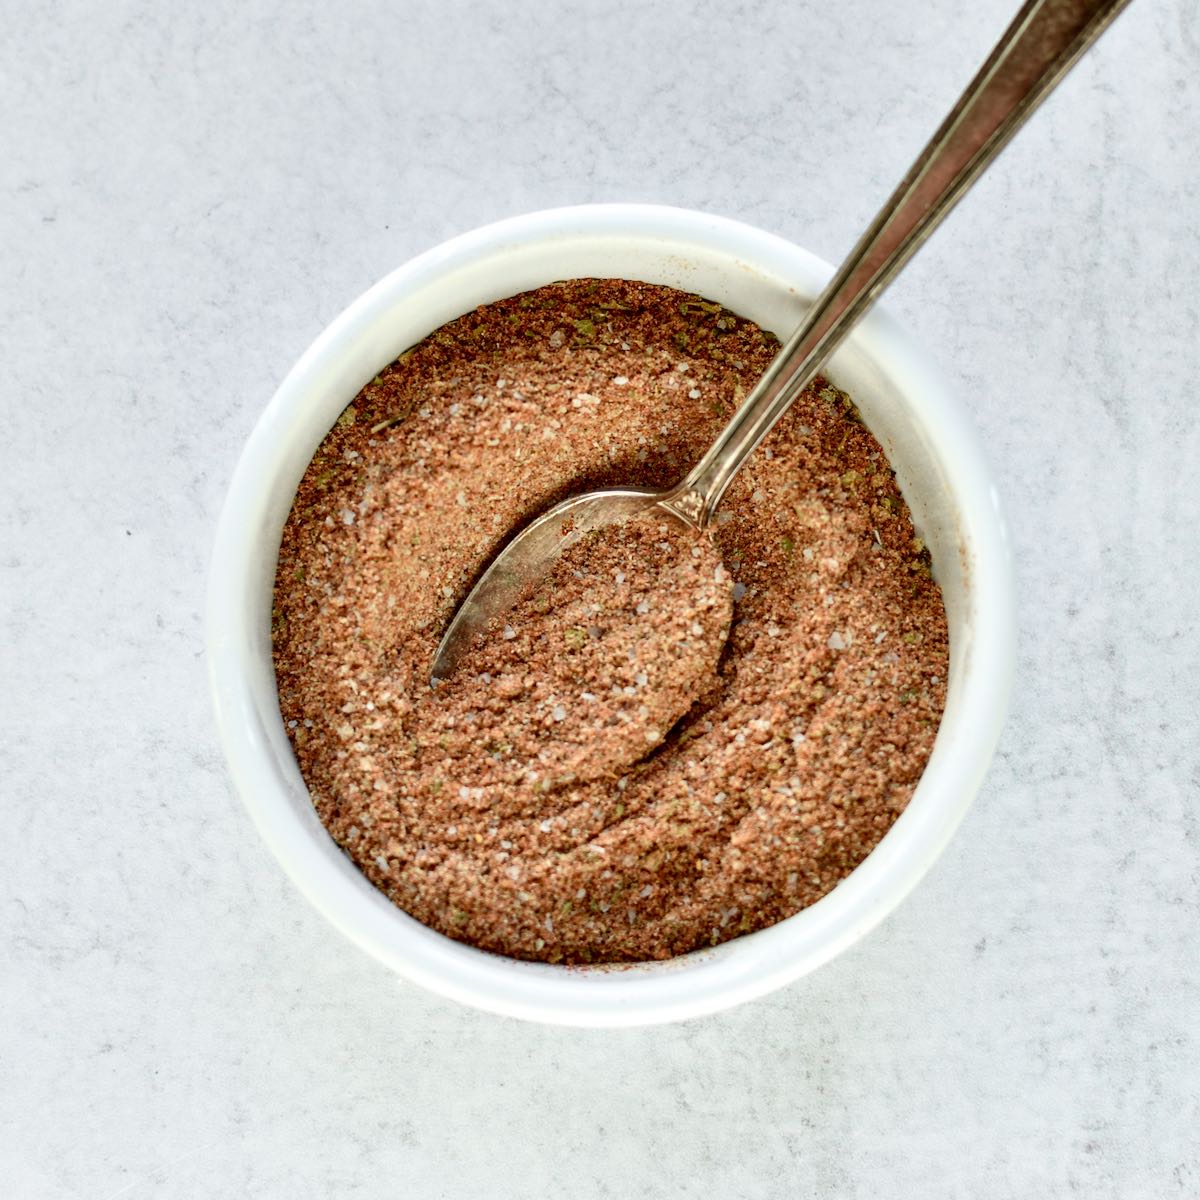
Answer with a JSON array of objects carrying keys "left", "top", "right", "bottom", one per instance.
[{"left": 371, "top": 412, "right": 410, "bottom": 434}]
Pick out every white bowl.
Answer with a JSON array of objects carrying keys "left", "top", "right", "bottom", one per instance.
[{"left": 207, "top": 204, "right": 1015, "bottom": 1027}]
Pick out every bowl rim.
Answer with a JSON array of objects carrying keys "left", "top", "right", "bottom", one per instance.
[{"left": 207, "top": 203, "right": 1015, "bottom": 1026}]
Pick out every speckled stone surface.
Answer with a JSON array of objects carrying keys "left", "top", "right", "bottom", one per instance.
[{"left": 2, "top": 2, "right": 1197, "bottom": 1196}]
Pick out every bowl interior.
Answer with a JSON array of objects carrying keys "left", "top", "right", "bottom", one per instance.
[{"left": 208, "top": 205, "right": 1012, "bottom": 1025}]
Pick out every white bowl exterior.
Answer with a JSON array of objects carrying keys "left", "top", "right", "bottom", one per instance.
[{"left": 207, "top": 205, "right": 1015, "bottom": 1026}]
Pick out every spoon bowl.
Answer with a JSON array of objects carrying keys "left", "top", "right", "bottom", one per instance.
[{"left": 431, "top": 488, "right": 704, "bottom": 681}]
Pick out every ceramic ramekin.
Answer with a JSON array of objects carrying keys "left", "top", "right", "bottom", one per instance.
[{"left": 207, "top": 204, "right": 1015, "bottom": 1027}]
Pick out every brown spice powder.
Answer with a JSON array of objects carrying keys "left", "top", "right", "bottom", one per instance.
[{"left": 272, "top": 278, "right": 949, "bottom": 964}]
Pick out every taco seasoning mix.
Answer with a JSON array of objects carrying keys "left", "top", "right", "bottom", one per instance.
[{"left": 271, "top": 279, "right": 948, "bottom": 964}]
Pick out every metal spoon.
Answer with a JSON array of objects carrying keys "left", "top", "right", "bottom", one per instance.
[{"left": 432, "top": 0, "right": 1130, "bottom": 682}]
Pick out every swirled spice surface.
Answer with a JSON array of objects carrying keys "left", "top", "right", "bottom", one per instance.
[{"left": 271, "top": 279, "right": 948, "bottom": 963}]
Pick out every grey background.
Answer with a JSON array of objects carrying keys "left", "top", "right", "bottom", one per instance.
[{"left": 3, "top": 1, "right": 1197, "bottom": 1196}]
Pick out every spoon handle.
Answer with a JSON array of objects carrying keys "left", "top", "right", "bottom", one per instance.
[{"left": 670, "top": 0, "right": 1131, "bottom": 528}]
